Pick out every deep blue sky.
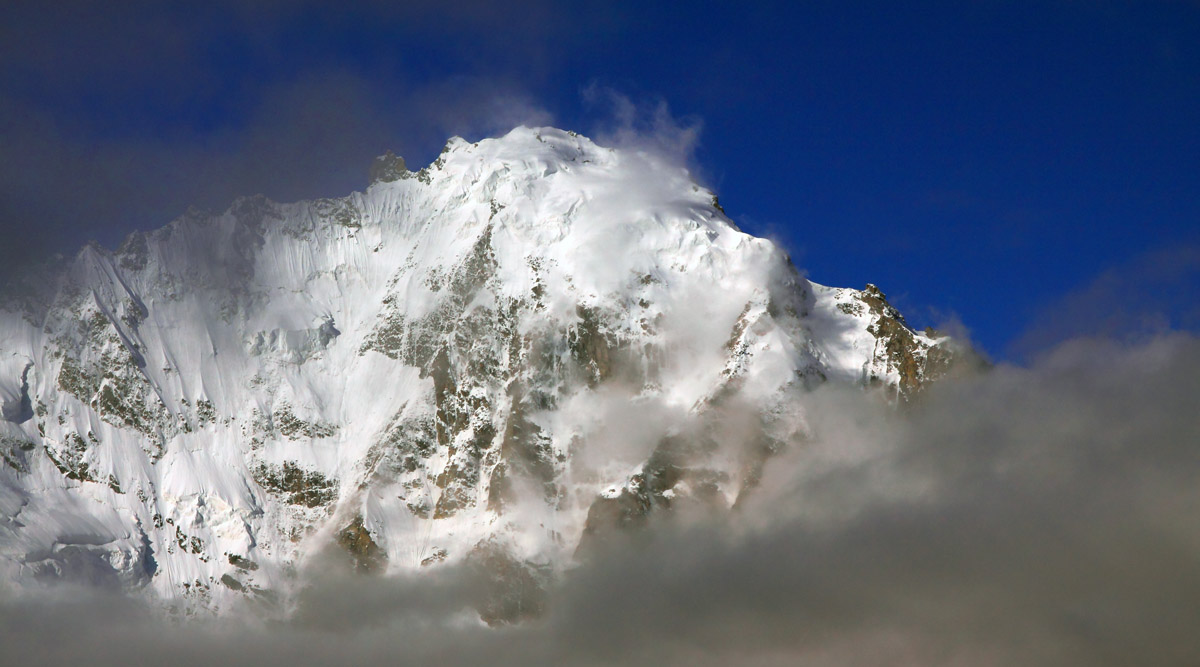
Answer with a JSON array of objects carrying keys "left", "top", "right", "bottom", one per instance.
[{"left": 1, "top": 1, "right": 1196, "bottom": 358}]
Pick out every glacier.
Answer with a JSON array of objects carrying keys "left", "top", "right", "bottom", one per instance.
[{"left": 0, "top": 126, "right": 964, "bottom": 619}]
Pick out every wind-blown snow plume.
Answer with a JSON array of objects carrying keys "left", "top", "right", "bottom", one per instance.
[{"left": 582, "top": 84, "right": 704, "bottom": 170}]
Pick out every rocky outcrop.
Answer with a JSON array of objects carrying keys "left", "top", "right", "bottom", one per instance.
[
  {"left": 337, "top": 517, "right": 386, "bottom": 575},
  {"left": 856, "top": 284, "right": 982, "bottom": 401}
]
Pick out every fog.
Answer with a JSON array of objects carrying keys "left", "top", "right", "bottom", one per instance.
[{"left": 2, "top": 333, "right": 1196, "bottom": 666}]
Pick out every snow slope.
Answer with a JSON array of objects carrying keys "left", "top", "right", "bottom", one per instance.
[{"left": 0, "top": 127, "right": 961, "bottom": 616}]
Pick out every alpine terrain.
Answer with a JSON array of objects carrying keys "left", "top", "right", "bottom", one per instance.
[{"left": 0, "top": 127, "right": 968, "bottom": 621}]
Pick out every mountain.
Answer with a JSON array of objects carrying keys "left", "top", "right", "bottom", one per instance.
[{"left": 0, "top": 127, "right": 968, "bottom": 620}]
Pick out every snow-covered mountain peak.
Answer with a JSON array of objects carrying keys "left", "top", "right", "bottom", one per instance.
[{"left": 0, "top": 126, "right": 970, "bottom": 621}]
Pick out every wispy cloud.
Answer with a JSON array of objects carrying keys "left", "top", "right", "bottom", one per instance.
[
  {"left": 1011, "top": 244, "right": 1200, "bottom": 359},
  {"left": 0, "top": 3, "right": 561, "bottom": 284},
  {"left": 581, "top": 83, "right": 705, "bottom": 175}
]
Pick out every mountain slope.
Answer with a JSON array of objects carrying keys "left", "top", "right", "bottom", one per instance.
[{"left": 0, "top": 127, "right": 965, "bottom": 616}]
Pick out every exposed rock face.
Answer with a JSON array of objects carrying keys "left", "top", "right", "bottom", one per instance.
[
  {"left": 853, "top": 283, "right": 981, "bottom": 401},
  {"left": 254, "top": 461, "right": 337, "bottom": 509},
  {"left": 809, "top": 283, "right": 981, "bottom": 404},
  {"left": 337, "top": 517, "right": 387, "bottom": 575},
  {"left": 368, "top": 151, "right": 409, "bottom": 185},
  {"left": 0, "top": 126, "right": 970, "bottom": 615}
]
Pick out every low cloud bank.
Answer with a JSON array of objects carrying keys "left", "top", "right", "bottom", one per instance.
[{"left": 3, "top": 334, "right": 1198, "bottom": 666}]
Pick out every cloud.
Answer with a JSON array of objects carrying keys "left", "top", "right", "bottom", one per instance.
[
  {"left": 1011, "top": 245, "right": 1200, "bottom": 359},
  {"left": 0, "top": 70, "right": 552, "bottom": 285},
  {"left": 534, "top": 333, "right": 1200, "bottom": 666},
  {"left": 0, "top": 4, "right": 559, "bottom": 285},
  {"left": 2, "top": 333, "right": 1197, "bottom": 666},
  {"left": 581, "top": 83, "right": 705, "bottom": 175}
]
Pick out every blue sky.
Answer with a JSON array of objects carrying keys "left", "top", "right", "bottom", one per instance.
[{"left": 1, "top": 1, "right": 1196, "bottom": 358}]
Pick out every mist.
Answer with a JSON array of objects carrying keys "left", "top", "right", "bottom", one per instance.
[{"left": 2, "top": 332, "right": 1196, "bottom": 666}]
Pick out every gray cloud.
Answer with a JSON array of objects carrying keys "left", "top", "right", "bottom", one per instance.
[
  {"left": 538, "top": 334, "right": 1200, "bottom": 666},
  {"left": 2, "top": 334, "right": 1197, "bottom": 666},
  {"left": 0, "top": 70, "right": 552, "bottom": 284},
  {"left": 0, "top": 3, "right": 562, "bottom": 285}
]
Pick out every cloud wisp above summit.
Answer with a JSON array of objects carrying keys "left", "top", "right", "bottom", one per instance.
[{"left": 581, "top": 84, "right": 705, "bottom": 173}]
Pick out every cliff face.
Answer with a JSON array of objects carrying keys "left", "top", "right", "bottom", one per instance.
[{"left": 0, "top": 127, "right": 968, "bottom": 617}]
